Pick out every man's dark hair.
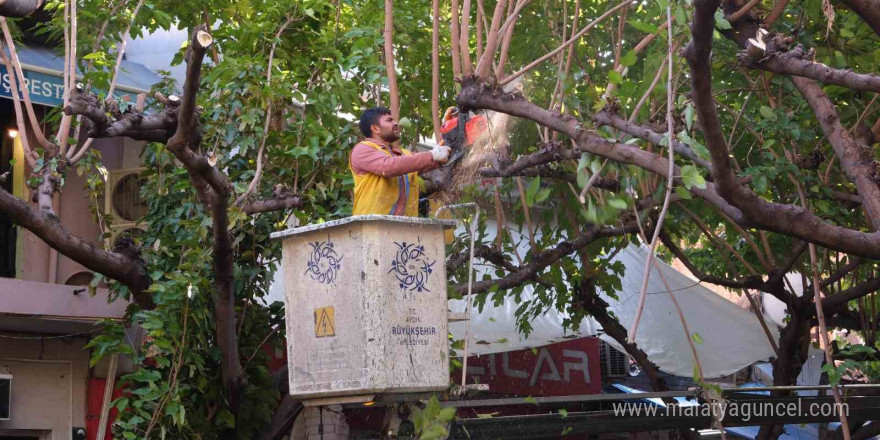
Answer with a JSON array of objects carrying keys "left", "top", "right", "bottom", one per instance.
[{"left": 359, "top": 107, "right": 391, "bottom": 138}]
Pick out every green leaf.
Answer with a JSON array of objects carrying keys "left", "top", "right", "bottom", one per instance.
[
  {"left": 607, "top": 70, "right": 623, "bottom": 85},
  {"left": 525, "top": 177, "right": 541, "bottom": 207},
  {"left": 681, "top": 165, "right": 707, "bottom": 189},
  {"left": 577, "top": 169, "right": 587, "bottom": 188},
  {"left": 678, "top": 130, "right": 710, "bottom": 160},
  {"left": 558, "top": 408, "right": 569, "bottom": 418},
  {"left": 714, "top": 10, "right": 732, "bottom": 30},
  {"left": 577, "top": 154, "right": 589, "bottom": 173},
  {"left": 628, "top": 20, "right": 659, "bottom": 34},
  {"left": 621, "top": 50, "right": 637, "bottom": 67},
  {"left": 438, "top": 407, "right": 457, "bottom": 422},
  {"left": 523, "top": 396, "right": 538, "bottom": 405},
  {"left": 608, "top": 197, "right": 628, "bottom": 210},
  {"left": 535, "top": 187, "right": 552, "bottom": 204},
  {"left": 675, "top": 186, "right": 693, "bottom": 200},
  {"left": 692, "top": 332, "right": 704, "bottom": 345},
  {"left": 759, "top": 105, "right": 776, "bottom": 120}
]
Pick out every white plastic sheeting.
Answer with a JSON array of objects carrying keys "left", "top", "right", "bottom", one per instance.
[{"left": 450, "top": 244, "right": 779, "bottom": 378}]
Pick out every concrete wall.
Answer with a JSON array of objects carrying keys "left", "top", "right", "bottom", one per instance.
[
  {"left": 0, "top": 278, "right": 125, "bottom": 319},
  {"left": 0, "top": 336, "right": 91, "bottom": 440}
]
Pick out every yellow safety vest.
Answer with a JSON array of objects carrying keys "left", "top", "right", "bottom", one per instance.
[{"left": 350, "top": 141, "right": 421, "bottom": 217}]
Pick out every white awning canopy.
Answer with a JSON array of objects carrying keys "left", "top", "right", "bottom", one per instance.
[{"left": 450, "top": 245, "right": 779, "bottom": 378}]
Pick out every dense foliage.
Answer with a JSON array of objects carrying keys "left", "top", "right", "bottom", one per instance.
[{"left": 1, "top": 0, "right": 879, "bottom": 438}]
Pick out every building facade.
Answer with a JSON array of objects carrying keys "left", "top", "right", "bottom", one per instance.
[{"left": 0, "top": 21, "right": 163, "bottom": 440}]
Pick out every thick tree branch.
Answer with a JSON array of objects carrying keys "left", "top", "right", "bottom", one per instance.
[
  {"left": 575, "top": 278, "right": 669, "bottom": 392},
  {"left": 739, "top": 44, "right": 880, "bottom": 93},
  {"left": 211, "top": 189, "right": 244, "bottom": 418},
  {"left": 458, "top": 81, "right": 746, "bottom": 224},
  {"left": 454, "top": 222, "right": 637, "bottom": 295},
  {"left": 791, "top": 75, "right": 880, "bottom": 230},
  {"left": 473, "top": 0, "right": 508, "bottom": 78},
  {"left": 64, "top": 87, "right": 179, "bottom": 142},
  {"left": 679, "top": 0, "right": 880, "bottom": 259},
  {"left": 459, "top": 81, "right": 880, "bottom": 258},
  {"left": 763, "top": 0, "right": 791, "bottom": 26},
  {"left": 0, "top": 187, "right": 152, "bottom": 307},
  {"left": 0, "top": 19, "right": 53, "bottom": 151},
  {"left": 168, "top": 27, "right": 213, "bottom": 154},
  {"left": 593, "top": 110, "right": 711, "bottom": 168},
  {"left": 383, "top": 0, "right": 400, "bottom": 118},
  {"left": 685, "top": 0, "right": 743, "bottom": 197},
  {"left": 448, "top": 244, "right": 555, "bottom": 289},
  {"left": 0, "top": 0, "right": 43, "bottom": 17},
  {"left": 838, "top": 0, "right": 880, "bottom": 36},
  {"left": 822, "top": 276, "right": 880, "bottom": 310},
  {"left": 242, "top": 185, "right": 303, "bottom": 215},
  {"left": 820, "top": 257, "right": 863, "bottom": 289}
]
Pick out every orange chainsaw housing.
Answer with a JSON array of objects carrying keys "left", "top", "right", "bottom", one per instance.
[{"left": 440, "top": 111, "right": 487, "bottom": 147}]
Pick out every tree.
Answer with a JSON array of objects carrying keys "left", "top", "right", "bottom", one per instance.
[
  {"left": 0, "top": 0, "right": 392, "bottom": 438},
  {"left": 437, "top": 0, "right": 880, "bottom": 439},
  {"left": 1, "top": 0, "right": 879, "bottom": 439}
]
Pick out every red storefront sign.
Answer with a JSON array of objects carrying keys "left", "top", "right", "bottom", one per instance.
[{"left": 456, "top": 337, "right": 602, "bottom": 396}]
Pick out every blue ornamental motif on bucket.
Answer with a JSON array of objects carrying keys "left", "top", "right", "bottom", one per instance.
[
  {"left": 305, "top": 240, "right": 343, "bottom": 284},
  {"left": 388, "top": 238, "right": 436, "bottom": 292}
]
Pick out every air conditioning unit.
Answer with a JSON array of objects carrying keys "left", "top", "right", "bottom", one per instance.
[
  {"left": 105, "top": 168, "right": 147, "bottom": 228},
  {"left": 105, "top": 168, "right": 147, "bottom": 249},
  {"left": 1, "top": 373, "right": 11, "bottom": 420},
  {"left": 599, "top": 340, "right": 628, "bottom": 378}
]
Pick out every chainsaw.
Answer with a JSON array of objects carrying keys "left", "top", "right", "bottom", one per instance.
[{"left": 439, "top": 107, "right": 487, "bottom": 167}]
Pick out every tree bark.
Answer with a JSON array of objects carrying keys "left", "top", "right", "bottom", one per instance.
[
  {"left": 838, "top": 0, "right": 880, "bottom": 36},
  {"left": 0, "top": 0, "right": 43, "bottom": 17},
  {"left": 383, "top": 0, "right": 400, "bottom": 119},
  {"left": 0, "top": 187, "right": 152, "bottom": 307},
  {"left": 739, "top": 44, "right": 880, "bottom": 93},
  {"left": 575, "top": 278, "right": 669, "bottom": 392},
  {"left": 791, "top": 76, "right": 880, "bottom": 230},
  {"left": 456, "top": 80, "right": 880, "bottom": 258}
]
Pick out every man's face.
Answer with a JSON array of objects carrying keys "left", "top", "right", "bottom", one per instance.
[{"left": 371, "top": 114, "right": 400, "bottom": 143}]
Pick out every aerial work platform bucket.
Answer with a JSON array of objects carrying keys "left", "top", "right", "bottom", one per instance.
[{"left": 270, "top": 215, "right": 457, "bottom": 404}]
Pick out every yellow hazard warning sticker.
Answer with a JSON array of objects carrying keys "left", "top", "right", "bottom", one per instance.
[{"left": 314, "top": 306, "right": 336, "bottom": 337}]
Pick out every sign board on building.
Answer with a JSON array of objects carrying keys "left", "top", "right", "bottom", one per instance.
[
  {"left": 0, "top": 65, "right": 140, "bottom": 108},
  {"left": 458, "top": 337, "right": 603, "bottom": 396},
  {"left": 0, "top": 373, "right": 10, "bottom": 420}
]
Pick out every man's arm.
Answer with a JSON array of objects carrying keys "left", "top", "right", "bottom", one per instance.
[{"left": 351, "top": 143, "right": 438, "bottom": 177}]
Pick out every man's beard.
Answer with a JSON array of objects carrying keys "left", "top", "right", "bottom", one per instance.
[{"left": 381, "top": 131, "right": 401, "bottom": 143}]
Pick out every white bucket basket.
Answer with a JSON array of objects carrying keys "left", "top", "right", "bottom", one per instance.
[{"left": 271, "top": 215, "right": 456, "bottom": 403}]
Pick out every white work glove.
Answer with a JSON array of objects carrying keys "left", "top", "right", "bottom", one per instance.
[{"left": 431, "top": 145, "right": 451, "bottom": 163}]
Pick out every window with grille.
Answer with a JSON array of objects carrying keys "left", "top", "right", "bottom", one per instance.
[{"left": 599, "top": 340, "right": 628, "bottom": 378}]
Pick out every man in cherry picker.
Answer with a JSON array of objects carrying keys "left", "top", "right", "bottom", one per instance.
[{"left": 349, "top": 106, "right": 486, "bottom": 216}]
